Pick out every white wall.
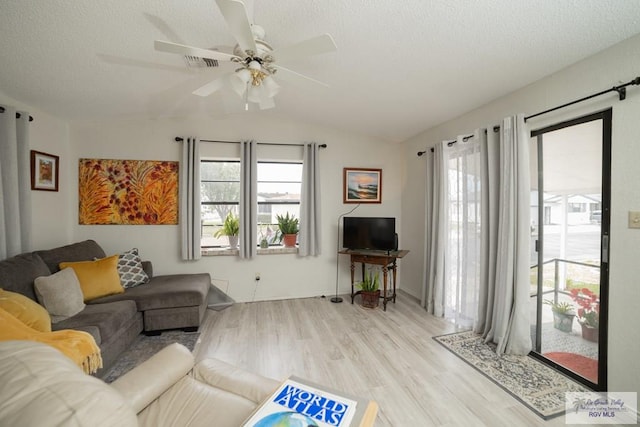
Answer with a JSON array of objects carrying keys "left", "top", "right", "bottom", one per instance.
[
  {"left": 68, "top": 113, "right": 403, "bottom": 302},
  {"left": 401, "top": 34, "right": 640, "bottom": 396},
  {"left": 0, "top": 91, "right": 72, "bottom": 250}
]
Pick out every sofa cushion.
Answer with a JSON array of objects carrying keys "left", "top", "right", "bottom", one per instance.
[
  {"left": 0, "top": 340, "right": 137, "bottom": 427},
  {"left": 118, "top": 248, "right": 150, "bottom": 288},
  {"left": 36, "top": 239, "right": 107, "bottom": 274},
  {"left": 0, "top": 252, "right": 51, "bottom": 300},
  {"left": 90, "top": 273, "right": 210, "bottom": 311},
  {"left": 52, "top": 300, "right": 139, "bottom": 347},
  {"left": 34, "top": 268, "right": 86, "bottom": 323},
  {"left": 60, "top": 255, "right": 124, "bottom": 302},
  {"left": 0, "top": 288, "right": 51, "bottom": 332}
]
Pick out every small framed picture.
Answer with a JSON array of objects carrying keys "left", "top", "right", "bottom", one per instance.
[
  {"left": 343, "top": 167, "right": 382, "bottom": 204},
  {"left": 30, "top": 150, "right": 59, "bottom": 192}
]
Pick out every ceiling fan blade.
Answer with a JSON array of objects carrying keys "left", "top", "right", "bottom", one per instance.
[
  {"left": 215, "top": 0, "right": 257, "bottom": 54},
  {"left": 192, "top": 73, "right": 233, "bottom": 97},
  {"left": 144, "top": 13, "right": 186, "bottom": 45},
  {"left": 270, "top": 34, "right": 337, "bottom": 65},
  {"left": 272, "top": 65, "right": 329, "bottom": 87},
  {"left": 97, "top": 53, "right": 192, "bottom": 73},
  {"left": 154, "top": 40, "right": 240, "bottom": 62}
]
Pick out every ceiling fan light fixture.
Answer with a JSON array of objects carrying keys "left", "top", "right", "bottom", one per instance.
[
  {"left": 247, "top": 85, "right": 261, "bottom": 103},
  {"left": 262, "top": 75, "right": 280, "bottom": 97},
  {"left": 230, "top": 68, "right": 251, "bottom": 96}
]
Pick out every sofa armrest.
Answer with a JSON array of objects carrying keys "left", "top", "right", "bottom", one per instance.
[
  {"left": 192, "top": 358, "right": 280, "bottom": 404},
  {"left": 110, "top": 343, "right": 193, "bottom": 413},
  {"left": 141, "top": 260, "right": 153, "bottom": 278}
]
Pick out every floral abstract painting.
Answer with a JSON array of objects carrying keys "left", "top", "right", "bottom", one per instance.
[{"left": 79, "top": 159, "right": 179, "bottom": 225}]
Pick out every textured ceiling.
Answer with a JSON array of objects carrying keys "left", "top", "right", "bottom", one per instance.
[{"left": 1, "top": 0, "right": 640, "bottom": 142}]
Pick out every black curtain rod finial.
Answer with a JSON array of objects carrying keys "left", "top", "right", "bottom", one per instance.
[{"left": 417, "top": 151, "right": 426, "bottom": 156}]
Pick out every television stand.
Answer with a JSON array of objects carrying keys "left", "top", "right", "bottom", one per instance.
[{"left": 338, "top": 249, "right": 409, "bottom": 311}]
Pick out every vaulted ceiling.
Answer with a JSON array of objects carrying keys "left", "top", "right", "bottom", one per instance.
[{"left": 1, "top": 1, "right": 639, "bottom": 142}]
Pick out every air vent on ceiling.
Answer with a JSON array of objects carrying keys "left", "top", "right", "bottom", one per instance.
[{"left": 183, "top": 55, "right": 219, "bottom": 68}]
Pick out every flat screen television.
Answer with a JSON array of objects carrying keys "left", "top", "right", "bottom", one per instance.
[{"left": 342, "top": 217, "right": 396, "bottom": 251}]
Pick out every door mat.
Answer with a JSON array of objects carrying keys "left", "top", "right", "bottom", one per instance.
[
  {"left": 101, "top": 330, "right": 200, "bottom": 383},
  {"left": 434, "top": 330, "right": 591, "bottom": 419},
  {"left": 544, "top": 352, "right": 598, "bottom": 383}
]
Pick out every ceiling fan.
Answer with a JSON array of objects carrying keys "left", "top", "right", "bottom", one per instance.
[{"left": 154, "top": 0, "right": 337, "bottom": 110}]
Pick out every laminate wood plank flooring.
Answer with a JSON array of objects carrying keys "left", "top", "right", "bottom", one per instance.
[{"left": 194, "top": 292, "right": 583, "bottom": 426}]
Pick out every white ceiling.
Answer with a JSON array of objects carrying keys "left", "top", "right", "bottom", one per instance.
[{"left": 1, "top": 1, "right": 640, "bottom": 142}]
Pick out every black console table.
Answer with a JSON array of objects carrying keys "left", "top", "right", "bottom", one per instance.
[{"left": 338, "top": 249, "right": 409, "bottom": 311}]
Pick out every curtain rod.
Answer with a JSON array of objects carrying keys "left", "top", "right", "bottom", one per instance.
[
  {"left": 174, "top": 137, "right": 326, "bottom": 149},
  {"left": 0, "top": 106, "right": 34, "bottom": 122},
  {"left": 417, "top": 75, "right": 640, "bottom": 157},
  {"left": 417, "top": 126, "right": 500, "bottom": 156}
]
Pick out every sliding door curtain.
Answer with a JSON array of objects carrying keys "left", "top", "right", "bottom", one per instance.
[{"left": 423, "top": 114, "right": 532, "bottom": 356}]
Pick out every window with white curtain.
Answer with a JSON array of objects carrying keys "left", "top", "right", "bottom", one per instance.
[
  {"left": 199, "top": 159, "right": 302, "bottom": 248},
  {"left": 444, "top": 141, "right": 482, "bottom": 328}
]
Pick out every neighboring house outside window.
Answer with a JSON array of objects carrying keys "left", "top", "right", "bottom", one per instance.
[
  {"left": 201, "top": 160, "right": 239, "bottom": 248},
  {"left": 200, "top": 160, "right": 302, "bottom": 248},
  {"left": 257, "top": 162, "right": 302, "bottom": 246}
]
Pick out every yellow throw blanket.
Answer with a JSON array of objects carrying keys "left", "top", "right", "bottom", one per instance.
[{"left": 0, "top": 308, "right": 102, "bottom": 374}]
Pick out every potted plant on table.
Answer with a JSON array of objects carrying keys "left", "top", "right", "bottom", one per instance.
[
  {"left": 214, "top": 213, "right": 240, "bottom": 249},
  {"left": 357, "top": 269, "right": 381, "bottom": 309},
  {"left": 569, "top": 288, "right": 600, "bottom": 343},
  {"left": 276, "top": 213, "right": 299, "bottom": 248},
  {"left": 543, "top": 299, "right": 575, "bottom": 333}
]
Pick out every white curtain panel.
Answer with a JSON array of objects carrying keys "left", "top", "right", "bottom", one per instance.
[
  {"left": 422, "top": 140, "right": 447, "bottom": 317},
  {"left": 299, "top": 142, "right": 322, "bottom": 256},
  {"left": 443, "top": 134, "right": 483, "bottom": 329},
  {"left": 0, "top": 106, "right": 32, "bottom": 259},
  {"left": 480, "top": 114, "right": 532, "bottom": 355},
  {"left": 239, "top": 140, "right": 257, "bottom": 259},
  {"left": 180, "top": 137, "right": 201, "bottom": 261},
  {"left": 423, "top": 114, "right": 532, "bottom": 355}
]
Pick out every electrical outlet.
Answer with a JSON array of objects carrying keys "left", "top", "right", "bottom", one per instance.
[
  {"left": 629, "top": 211, "right": 640, "bottom": 229},
  {"left": 255, "top": 273, "right": 261, "bottom": 281}
]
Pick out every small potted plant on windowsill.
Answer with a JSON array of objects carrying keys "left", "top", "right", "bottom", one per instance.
[
  {"left": 570, "top": 288, "right": 599, "bottom": 343},
  {"left": 357, "top": 269, "right": 380, "bottom": 309},
  {"left": 543, "top": 299, "right": 575, "bottom": 333},
  {"left": 214, "top": 213, "right": 240, "bottom": 249},
  {"left": 276, "top": 213, "right": 299, "bottom": 248}
]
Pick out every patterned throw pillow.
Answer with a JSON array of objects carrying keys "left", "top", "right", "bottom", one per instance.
[{"left": 117, "top": 248, "right": 149, "bottom": 289}]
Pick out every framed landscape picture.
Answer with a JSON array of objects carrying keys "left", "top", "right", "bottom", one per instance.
[
  {"left": 343, "top": 167, "right": 382, "bottom": 203},
  {"left": 30, "top": 150, "right": 59, "bottom": 191}
]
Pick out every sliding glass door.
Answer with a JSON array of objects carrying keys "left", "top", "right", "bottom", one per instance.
[{"left": 529, "top": 110, "right": 611, "bottom": 390}]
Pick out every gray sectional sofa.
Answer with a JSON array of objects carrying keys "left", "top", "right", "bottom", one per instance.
[{"left": 0, "top": 240, "right": 210, "bottom": 375}]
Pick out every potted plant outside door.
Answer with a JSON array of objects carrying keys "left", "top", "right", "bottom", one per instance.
[
  {"left": 570, "top": 288, "right": 600, "bottom": 343},
  {"left": 544, "top": 300, "right": 575, "bottom": 333}
]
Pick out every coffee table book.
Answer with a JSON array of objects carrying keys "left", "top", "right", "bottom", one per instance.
[{"left": 242, "top": 376, "right": 378, "bottom": 427}]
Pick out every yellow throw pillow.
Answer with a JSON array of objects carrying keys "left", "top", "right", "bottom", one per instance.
[
  {"left": 59, "top": 255, "right": 124, "bottom": 302},
  {"left": 0, "top": 288, "right": 51, "bottom": 332}
]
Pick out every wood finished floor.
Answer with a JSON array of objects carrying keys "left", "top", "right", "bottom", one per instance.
[{"left": 194, "top": 292, "right": 576, "bottom": 427}]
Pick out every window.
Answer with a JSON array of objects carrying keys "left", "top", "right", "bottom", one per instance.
[
  {"left": 199, "top": 160, "right": 302, "bottom": 248},
  {"left": 201, "top": 160, "right": 240, "bottom": 248},
  {"left": 258, "top": 162, "right": 302, "bottom": 246}
]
